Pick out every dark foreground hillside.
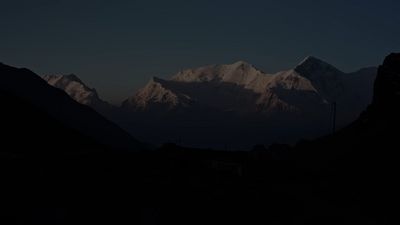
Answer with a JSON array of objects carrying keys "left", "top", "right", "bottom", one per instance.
[{"left": 1, "top": 53, "right": 399, "bottom": 224}]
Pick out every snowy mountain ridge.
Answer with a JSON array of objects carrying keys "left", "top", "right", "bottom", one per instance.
[{"left": 123, "top": 56, "right": 373, "bottom": 117}]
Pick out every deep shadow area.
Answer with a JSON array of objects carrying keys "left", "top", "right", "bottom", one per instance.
[
  {"left": 1, "top": 53, "right": 399, "bottom": 224},
  {"left": 0, "top": 91, "right": 387, "bottom": 225}
]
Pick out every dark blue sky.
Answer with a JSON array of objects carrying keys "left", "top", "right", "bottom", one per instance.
[{"left": 1, "top": 0, "right": 400, "bottom": 103}]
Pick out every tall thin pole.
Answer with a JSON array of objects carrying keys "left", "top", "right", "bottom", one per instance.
[{"left": 332, "top": 102, "right": 337, "bottom": 134}]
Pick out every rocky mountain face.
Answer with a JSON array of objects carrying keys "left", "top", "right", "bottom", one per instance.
[{"left": 123, "top": 57, "right": 375, "bottom": 119}]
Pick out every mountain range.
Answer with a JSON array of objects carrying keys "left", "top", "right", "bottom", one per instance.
[
  {"left": 42, "top": 57, "right": 377, "bottom": 149},
  {"left": 123, "top": 57, "right": 374, "bottom": 116}
]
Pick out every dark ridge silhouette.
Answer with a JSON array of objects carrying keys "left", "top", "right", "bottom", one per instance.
[{"left": 0, "top": 62, "right": 145, "bottom": 151}]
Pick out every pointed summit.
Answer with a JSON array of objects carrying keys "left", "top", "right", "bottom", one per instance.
[
  {"left": 297, "top": 56, "right": 322, "bottom": 65},
  {"left": 295, "top": 56, "right": 344, "bottom": 77},
  {"left": 296, "top": 56, "right": 334, "bottom": 69}
]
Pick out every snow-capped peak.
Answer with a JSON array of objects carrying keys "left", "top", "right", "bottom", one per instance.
[{"left": 224, "top": 60, "right": 263, "bottom": 74}]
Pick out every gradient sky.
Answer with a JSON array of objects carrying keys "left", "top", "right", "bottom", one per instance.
[{"left": 1, "top": 0, "right": 400, "bottom": 104}]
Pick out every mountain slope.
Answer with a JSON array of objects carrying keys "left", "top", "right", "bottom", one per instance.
[{"left": 0, "top": 63, "right": 145, "bottom": 152}]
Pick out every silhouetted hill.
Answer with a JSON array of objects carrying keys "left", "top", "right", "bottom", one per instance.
[{"left": 0, "top": 62, "right": 145, "bottom": 152}]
